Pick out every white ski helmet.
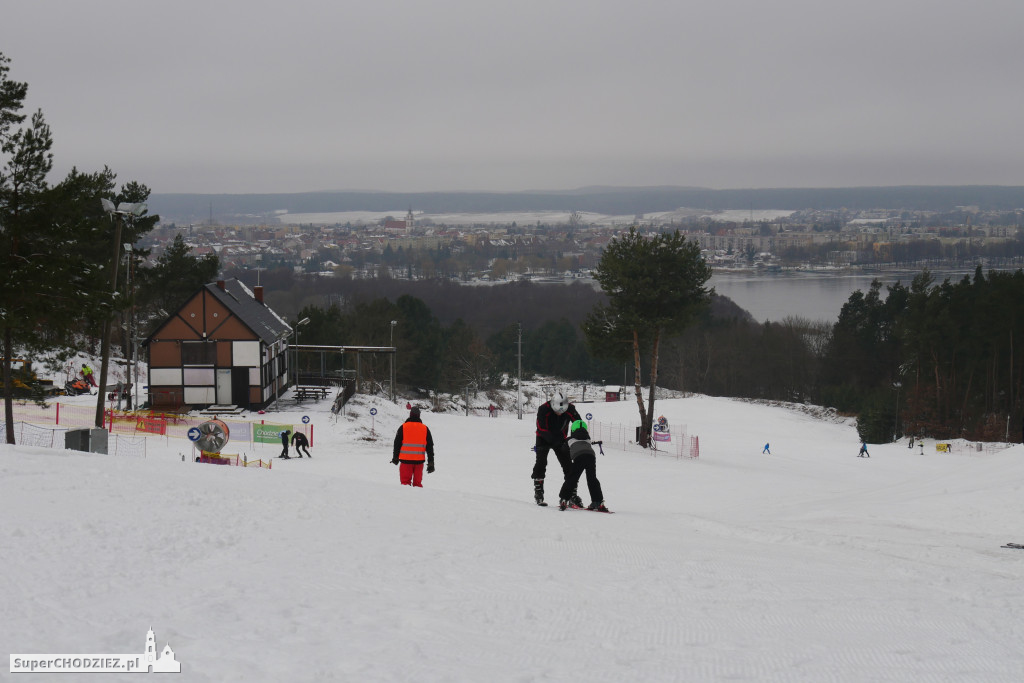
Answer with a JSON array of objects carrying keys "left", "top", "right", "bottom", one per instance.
[{"left": 551, "top": 391, "right": 569, "bottom": 415}]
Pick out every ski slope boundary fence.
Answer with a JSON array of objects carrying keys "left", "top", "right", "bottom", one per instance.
[
  {"left": 111, "top": 435, "right": 147, "bottom": 458},
  {"left": 2, "top": 401, "right": 313, "bottom": 448},
  {"left": 0, "top": 420, "right": 147, "bottom": 457},
  {"left": 589, "top": 421, "right": 699, "bottom": 459},
  {"left": 0, "top": 421, "right": 67, "bottom": 448}
]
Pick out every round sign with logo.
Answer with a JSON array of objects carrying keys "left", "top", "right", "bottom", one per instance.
[
  {"left": 586, "top": 412, "right": 593, "bottom": 421},
  {"left": 302, "top": 415, "right": 310, "bottom": 424},
  {"left": 370, "top": 408, "right": 377, "bottom": 416},
  {"left": 187, "top": 427, "right": 201, "bottom": 442}
]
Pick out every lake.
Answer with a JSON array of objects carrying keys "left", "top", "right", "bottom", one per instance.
[{"left": 710, "top": 268, "right": 986, "bottom": 323}]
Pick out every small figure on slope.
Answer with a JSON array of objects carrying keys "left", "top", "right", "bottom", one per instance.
[
  {"left": 558, "top": 420, "right": 609, "bottom": 512},
  {"left": 763, "top": 442, "right": 770, "bottom": 454},
  {"left": 858, "top": 442, "right": 870, "bottom": 458}
]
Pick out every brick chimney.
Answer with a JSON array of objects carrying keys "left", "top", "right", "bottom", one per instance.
[
  {"left": 216, "top": 280, "right": 225, "bottom": 290},
  {"left": 254, "top": 286, "right": 264, "bottom": 303}
]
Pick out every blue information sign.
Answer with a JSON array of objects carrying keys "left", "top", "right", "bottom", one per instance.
[{"left": 187, "top": 427, "right": 201, "bottom": 442}]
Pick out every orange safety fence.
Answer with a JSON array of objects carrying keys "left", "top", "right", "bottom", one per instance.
[
  {"left": 241, "top": 455, "right": 272, "bottom": 469},
  {"left": 4, "top": 400, "right": 270, "bottom": 443}
]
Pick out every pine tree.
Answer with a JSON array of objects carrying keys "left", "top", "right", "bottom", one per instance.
[
  {"left": 583, "top": 228, "right": 712, "bottom": 447},
  {"left": 0, "top": 54, "right": 53, "bottom": 441},
  {"left": 135, "top": 233, "right": 218, "bottom": 333}
]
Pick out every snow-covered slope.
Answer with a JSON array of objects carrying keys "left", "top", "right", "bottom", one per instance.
[{"left": 3, "top": 393, "right": 1023, "bottom": 682}]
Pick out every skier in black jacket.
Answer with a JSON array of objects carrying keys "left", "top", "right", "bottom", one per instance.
[{"left": 531, "top": 391, "right": 583, "bottom": 507}]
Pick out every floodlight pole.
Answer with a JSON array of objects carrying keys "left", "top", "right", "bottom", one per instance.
[
  {"left": 95, "top": 201, "right": 145, "bottom": 428},
  {"left": 389, "top": 320, "right": 397, "bottom": 402},
  {"left": 95, "top": 213, "right": 124, "bottom": 427},
  {"left": 292, "top": 317, "right": 310, "bottom": 385},
  {"left": 123, "top": 243, "right": 136, "bottom": 411},
  {"left": 517, "top": 322, "right": 523, "bottom": 420}
]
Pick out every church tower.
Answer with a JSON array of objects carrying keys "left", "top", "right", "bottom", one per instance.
[
  {"left": 145, "top": 627, "right": 156, "bottom": 664},
  {"left": 405, "top": 208, "right": 414, "bottom": 234}
]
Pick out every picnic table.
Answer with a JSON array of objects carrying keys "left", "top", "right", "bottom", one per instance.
[{"left": 294, "top": 386, "right": 330, "bottom": 401}]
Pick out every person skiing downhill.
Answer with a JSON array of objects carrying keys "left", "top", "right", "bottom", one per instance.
[
  {"left": 532, "top": 391, "right": 583, "bottom": 507},
  {"left": 558, "top": 419, "right": 609, "bottom": 512},
  {"left": 858, "top": 442, "right": 870, "bottom": 458}
]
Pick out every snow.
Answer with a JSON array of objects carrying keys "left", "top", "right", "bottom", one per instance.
[{"left": 3, "top": 389, "right": 1024, "bottom": 682}]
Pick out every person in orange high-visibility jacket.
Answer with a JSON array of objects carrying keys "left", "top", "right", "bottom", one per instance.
[{"left": 391, "top": 406, "right": 435, "bottom": 487}]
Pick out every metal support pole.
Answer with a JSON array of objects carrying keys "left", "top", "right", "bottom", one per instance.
[
  {"left": 516, "top": 322, "right": 523, "bottom": 420},
  {"left": 95, "top": 214, "right": 124, "bottom": 428}
]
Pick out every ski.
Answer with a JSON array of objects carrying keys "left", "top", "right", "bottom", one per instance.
[{"left": 1001, "top": 543, "right": 1024, "bottom": 549}]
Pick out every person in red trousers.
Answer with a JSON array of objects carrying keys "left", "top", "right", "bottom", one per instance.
[{"left": 391, "top": 406, "right": 435, "bottom": 487}]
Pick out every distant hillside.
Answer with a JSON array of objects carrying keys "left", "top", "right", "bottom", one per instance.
[{"left": 150, "top": 186, "right": 1024, "bottom": 225}]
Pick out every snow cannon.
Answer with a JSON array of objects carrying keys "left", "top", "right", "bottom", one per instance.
[{"left": 194, "top": 418, "right": 230, "bottom": 453}]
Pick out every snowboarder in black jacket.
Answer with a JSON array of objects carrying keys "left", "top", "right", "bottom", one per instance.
[
  {"left": 532, "top": 391, "right": 583, "bottom": 507},
  {"left": 558, "top": 419, "right": 609, "bottom": 512}
]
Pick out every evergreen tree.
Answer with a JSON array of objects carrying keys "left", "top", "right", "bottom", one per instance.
[
  {"left": 136, "top": 233, "right": 219, "bottom": 333},
  {"left": 0, "top": 54, "right": 52, "bottom": 441},
  {"left": 0, "top": 52, "right": 160, "bottom": 437},
  {"left": 582, "top": 228, "right": 712, "bottom": 447}
]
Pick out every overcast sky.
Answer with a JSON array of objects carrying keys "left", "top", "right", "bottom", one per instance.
[{"left": 4, "top": 0, "right": 1023, "bottom": 194}]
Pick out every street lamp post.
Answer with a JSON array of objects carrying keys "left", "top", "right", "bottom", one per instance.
[
  {"left": 389, "top": 320, "right": 397, "bottom": 402},
  {"left": 96, "top": 199, "right": 146, "bottom": 429},
  {"left": 293, "top": 317, "right": 310, "bottom": 386},
  {"left": 893, "top": 381, "right": 902, "bottom": 442},
  {"left": 122, "top": 242, "right": 135, "bottom": 410},
  {"left": 516, "top": 322, "right": 523, "bottom": 419}
]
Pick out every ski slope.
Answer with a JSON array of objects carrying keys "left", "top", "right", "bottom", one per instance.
[{"left": 2, "top": 392, "right": 1023, "bottom": 682}]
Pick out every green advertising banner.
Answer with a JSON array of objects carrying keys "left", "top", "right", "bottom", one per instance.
[{"left": 255, "top": 423, "right": 292, "bottom": 444}]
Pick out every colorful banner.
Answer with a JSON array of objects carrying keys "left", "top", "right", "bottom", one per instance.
[
  {"left": 653, "top": 431, "right": 671, "bottom": 442},
  {"left": 254, "top": 423, "right": 292, "bottom": 444}
]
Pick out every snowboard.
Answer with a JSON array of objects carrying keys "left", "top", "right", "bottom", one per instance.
[{"left": 559, "top": 504, "right": 614, "bottom": 513}]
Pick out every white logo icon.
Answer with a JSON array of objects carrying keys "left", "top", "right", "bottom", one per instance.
[{"left": 9, "top": 626, "right": 181, "bottom": 674}]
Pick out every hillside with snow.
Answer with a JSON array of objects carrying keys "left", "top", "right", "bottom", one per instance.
[{"left": 3, "top": 387, "right": 1024, "bottom": 682}]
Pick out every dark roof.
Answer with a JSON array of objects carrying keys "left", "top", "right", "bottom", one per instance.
[{"left": 205, "top": 278, "right": 291, "bottom": 344}]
